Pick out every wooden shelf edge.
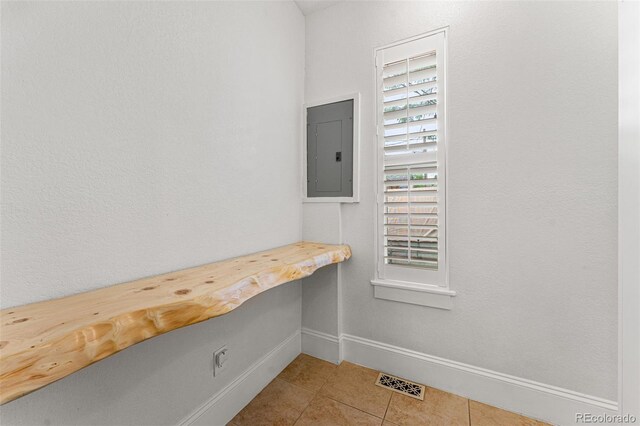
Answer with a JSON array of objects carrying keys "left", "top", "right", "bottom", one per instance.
[{"left": 0, "top": 241, "right": 351, "bottom": 405}]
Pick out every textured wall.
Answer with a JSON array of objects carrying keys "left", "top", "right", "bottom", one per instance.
[
  {"left": 1, "top": 0, "right": 304, "bottom": 308},
  {"left": 305, "top": 1, "right": 618, "bottom": 400},
  {"left": 0, "top": 1, "right": 304, "bottom": 424}
]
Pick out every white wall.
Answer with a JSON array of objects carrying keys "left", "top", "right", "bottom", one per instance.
[
  {"left": 301, "top": 203, "right": 340, "bottom": 337},
  {"left": 304, "top": 0, "right": 618, "bottom": 401},
  {"left": 0, "top": 1, "right": 304, "bottom": 424}
]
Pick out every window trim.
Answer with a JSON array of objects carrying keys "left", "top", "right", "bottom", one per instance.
[
  {"left": 371, "top": 278, "right": 456, "bottom": 310},
  {"left": 372, "top": 27, "right": 454, "bottom": 309},
  {"left": 302, "top": 93, "right": 361, "bottom": 203}
]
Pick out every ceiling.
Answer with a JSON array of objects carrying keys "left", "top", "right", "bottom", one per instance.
[{"left": 294, "top": 0, "right": 343, "bottom": 16}]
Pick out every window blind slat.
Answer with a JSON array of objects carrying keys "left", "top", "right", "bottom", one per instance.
[
  {"left": 384, "top": 104, "right": 437, "bottom": 120},
  {"left": 383, "top": 81, "right": 437, "bottom": 101},
  {"left": 382, "top": 152, "right": 438, "bottom": 167}
]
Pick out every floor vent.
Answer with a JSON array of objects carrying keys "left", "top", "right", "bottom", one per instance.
[{"left": 375, "top": 373, "right": 425, "bottom": 400}]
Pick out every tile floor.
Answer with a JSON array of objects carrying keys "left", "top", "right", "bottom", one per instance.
[{"left": 229, "top": 354, "right": 551, "bottom": 426}]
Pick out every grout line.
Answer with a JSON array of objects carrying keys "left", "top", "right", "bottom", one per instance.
[
  {"left": 237, "top": 360, "right": 393, "bottom": 425},
  {"left": 319, "top": 390, "right": 390, "bottom": 419},
  {"left": 382, "top": 392, "right": 392, "bottom": 420},
  {"left": 318, "top": 363, "right": 393, "bottom": 419},
  {"left": 321, "top": 394, "right": 389, "bottom": 420},
  {"left": 292, "top": 395, "right": 314, "bottom": 425},
  {"left": 276, "top": 378, "right": 316, "bottom": 425},
  {"left": 468, "top": 398, "right": 472, "bottom": 426},
  {"left": 278, "top": 359, "right": 397, "bottom": 423}
]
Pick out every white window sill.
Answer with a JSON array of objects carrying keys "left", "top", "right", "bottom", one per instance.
[
  {"left": 370, "top": 279, "right": 455, "bottom": 310},
  {"left": 303, "top": 197, "right": 359, "bottom": 203}
]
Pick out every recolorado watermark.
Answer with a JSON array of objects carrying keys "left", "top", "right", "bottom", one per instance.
[{"left": 576, "top": 413, "right": 637, "bottom": 424}]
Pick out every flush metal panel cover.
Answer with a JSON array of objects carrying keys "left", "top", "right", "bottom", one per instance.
[{"left": 307, "top": 99, "right": 353, "bottom": 198}]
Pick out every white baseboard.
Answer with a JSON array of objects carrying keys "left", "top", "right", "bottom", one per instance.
[
  {"left": 301, "top": 328, "right": 618, "bottom": 425},
  {"left": 301, "top": 327, "right": 340, "bottom": 364},
  {"left": 178, "top": 330, "right": 301, "bottom": 426}
]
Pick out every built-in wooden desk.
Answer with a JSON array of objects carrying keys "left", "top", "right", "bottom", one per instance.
[{"left": 0, "top": 241, "right": 351, "bottom": 404}]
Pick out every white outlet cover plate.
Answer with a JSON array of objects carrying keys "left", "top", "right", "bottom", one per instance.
[{"left": 213, "top": 346, "right": 228, "bottom": 377}]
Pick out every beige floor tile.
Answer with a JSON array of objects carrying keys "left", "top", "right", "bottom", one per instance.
[
  {"left": 231, "top": 378, "right": 314, "bottom": 426},
  {"left": 469, "top": 401, "right": 550, "bottom": 426},
  {"left": 385, "top": 387, "right": 469, "bottom": 426},
  {"left": 278, "top": 353, "right": 338, "bottom": 392},
  {"left": 231, "top": 357, "right": 553, "bottom": 426},
  {"left": 318, "top": 361, "right": 392, "bottom": 418},
  {"left": 295, "top": 396, "right": 383, "bottom": 426}
]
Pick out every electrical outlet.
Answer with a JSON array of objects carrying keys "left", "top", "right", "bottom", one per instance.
[{"left": 213, "top": 346, "right": 228, "bottom": 377}]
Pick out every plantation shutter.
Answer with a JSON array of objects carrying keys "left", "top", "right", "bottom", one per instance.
[{"left": 376, "top": 31, "right": 447, "bottom": 286}]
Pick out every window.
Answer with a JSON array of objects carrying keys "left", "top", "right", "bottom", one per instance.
[{"left": 372, "top": 29, "right": 453, "bottom": 308}]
